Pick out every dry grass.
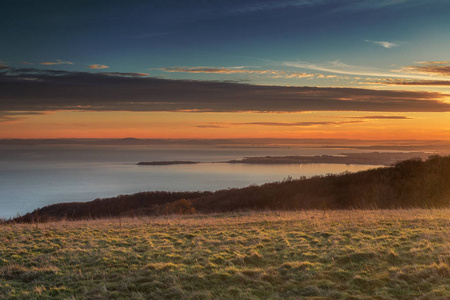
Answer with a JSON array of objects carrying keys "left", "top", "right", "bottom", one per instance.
[{"left": 1, "top": 209, "right": 450, "bottom": 299}]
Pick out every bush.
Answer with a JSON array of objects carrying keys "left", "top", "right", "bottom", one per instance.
[{"left": 164, "top": 199, "right": 196, "bottom": 215}]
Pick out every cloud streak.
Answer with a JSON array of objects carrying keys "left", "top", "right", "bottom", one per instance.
[
  {"left": 219, "top": 0, "right": 418, "bottom": 16},
  {"left": 365, "top": 40, "right": 399, "bottom": 49},
  {"left": 40, "top": 59, "right": 73, "bottom": 66},
  {"left": 394, "top": 61, "right": 450, "bottom": 77},
  {"left": 161, "top": 67, "right": 314, "bottom": 79},
  {"left": 103, "top": 72, "right": 150, "bottom": 77},
  {"left": 1, "top": 68, "right": 449, "bottom": 114},
  {"left": 366, "top": 78, "right": 450, "bottom": 86},
  {"left": 0, "top": 111, "right": 48, "bottom": 123},
  {"left": 88, "top": 64, "right": 109, "bottom": 69},
  {"left": 197, "top": 116, "right": 412, "bottom": 128},
  {"left": 346, "top": 115, "right": 412, "bottom": 120},
  {"left": 198, "top": 120, "right": 365, "bottom": 128},
  {"left": 286, "top": 60, "right": 450, "bottom": 80},
  {"left": 285, "top": 60, "right": 388, "bottom": 77}
]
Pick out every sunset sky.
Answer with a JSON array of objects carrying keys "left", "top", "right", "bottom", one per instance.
[{"left": 1, "top": 0, "right": 450, "bottom": 140}]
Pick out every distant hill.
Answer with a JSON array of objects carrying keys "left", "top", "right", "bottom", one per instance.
[{"left": 9, "top": 155, "right": 450, "bottom": 223}]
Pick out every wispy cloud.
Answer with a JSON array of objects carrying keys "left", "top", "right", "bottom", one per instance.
[
  {"left": 365, "top": 78, "right": 450, "bottom": 86},
  {"left": 0, "top": 111, "right": 47, "bottom": 124},
  {"left": 162, "top": 66, "right": 262, "bottom": 74},
  {"left": 88, "top": 64, "right": 109, "bottom": 69},
  {"left": 21, "top": 61, "right": 34, "bottom": 65},
  {"left": 229, "top": 0, "right": 323, "bottom": 14},
  {"left": 393, "top": 61, "right": 450, "bottom": 77},
  {"left": 365, "top": 40, "right": 399, "bottom": 49},
  {"left": 327, "top": 0, "right": 420, "bottom": 13},
  {"left": 345, "top": 115, "right": 412, "bottom": 120},
  {"left": 196, "top": 124, "right": 230, "bottom": 128},
  {"left": 103, "top": 72, "right": 149, "bottom": 77},
  {"left": 286, "top": 60, "right": 450, "bottom": 80},
  {"left": 416, "top": 60, "right": 450, "bottom": 65},
  {"left": 285, "top": 60, "right": 383, "bottom": 77},
  {"left": 197, "top": 116, "right": 412, "bottom": 128},
  {"left": 229, "top": 0, "right": 415, "bottom": 16},
  {"left": 198, "top": 120, "right": 364, "bottom": 128},
  {"left": 161, "top": 66, "right": 314, "bottom": 79},
  {"left": 154, "top": 0, "right": 421, "bottom": 28},
  {"left": 40, "top": 59, "right": 73, "bottom": 66},
  {"left": 1, "top": 68, "right": 449, "bottom": 113}
]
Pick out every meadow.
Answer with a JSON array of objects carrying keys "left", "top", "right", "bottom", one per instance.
[{"left": 1, "top": 210, "right": 450, "bottom": 299}]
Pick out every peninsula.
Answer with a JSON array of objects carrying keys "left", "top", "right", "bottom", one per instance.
[
  {"left": 137, "top": 161, "right": 199, "bottom": 166},
  {"left": 227, "top": 152, "right": 433, "bottom": 166}
]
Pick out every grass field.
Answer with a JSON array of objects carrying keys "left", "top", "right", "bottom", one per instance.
[{"left": 1, "top": 210, "right": 450, "bottom": 299}]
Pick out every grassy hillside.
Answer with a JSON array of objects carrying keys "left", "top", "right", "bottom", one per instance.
[
  {"left": 11, "top": 155, "right": 450, "bottom": 223},
  {"left": 1, "top": 210, "right": 450, "bottom": 299}
]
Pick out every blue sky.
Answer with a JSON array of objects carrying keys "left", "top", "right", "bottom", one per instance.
[{"left": 2, "top": 0, "right": 450, "bottom": 85}]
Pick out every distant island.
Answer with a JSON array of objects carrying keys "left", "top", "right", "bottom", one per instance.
[
  {"left": 227, "top": 152, "right": 433, "bottom": 166},
  {"left": 137, "top": 161, "right": 199, "bottom": 165}
]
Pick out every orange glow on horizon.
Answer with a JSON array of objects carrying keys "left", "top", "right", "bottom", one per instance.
[{"left": 1, "top": 110, "right": 450, "bottom": 141}]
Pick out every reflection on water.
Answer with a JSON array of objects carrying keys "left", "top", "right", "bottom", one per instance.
[{"left": 0, "top": 145, "right": 380, "bottom": 218}]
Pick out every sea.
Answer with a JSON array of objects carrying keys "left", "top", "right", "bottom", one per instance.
[{"left": 0, "top": 144, "right": 380, "bottom": 219}]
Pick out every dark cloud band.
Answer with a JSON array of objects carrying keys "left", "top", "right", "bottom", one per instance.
[{"left": 1, "top": 68, "right": 449, "bottom": 113}]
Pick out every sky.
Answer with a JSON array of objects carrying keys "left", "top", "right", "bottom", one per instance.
[{"left": 1, "top": 0, "right": 450, "bottom": 140}]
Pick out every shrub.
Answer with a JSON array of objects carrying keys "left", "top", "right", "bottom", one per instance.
[{"left": 164, "top": 199, "right": 196, "bottom": 215}]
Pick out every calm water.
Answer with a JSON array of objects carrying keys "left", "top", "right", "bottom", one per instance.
[{"left": 0, "top": 145, "right": 379, "bottom": 219}]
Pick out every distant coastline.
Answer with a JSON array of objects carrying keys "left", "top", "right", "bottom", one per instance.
[
  {"left": 2, "top": 138, "right": 450, "bottom": 152},
  {"left": 227, "top": 152, "right": 433, "bottom": 166},
  {"left": 136, "top": 152, "right": 434, "bottom": 167},
  {"left": 137, "top": 161, "right": 199, "bottom": 165}
]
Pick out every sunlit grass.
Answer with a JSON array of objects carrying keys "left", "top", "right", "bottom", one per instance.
[{"left": 1, "top": 210, "right": 450, "bottom": 299}]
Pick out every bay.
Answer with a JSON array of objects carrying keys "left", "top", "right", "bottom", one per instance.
[{"left": 0, "top": 145, "right": 379, "bottom": 219}]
